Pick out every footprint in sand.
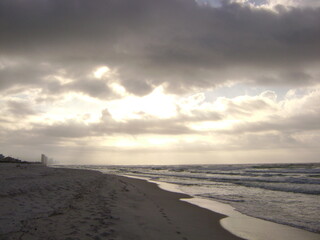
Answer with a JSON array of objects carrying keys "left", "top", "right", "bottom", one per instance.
[
  {"left": 176, "top": 230, "right": 189, "bottom": 240},
  {"left": 158, "top": 208, "right": 173, "bottom": 224}
]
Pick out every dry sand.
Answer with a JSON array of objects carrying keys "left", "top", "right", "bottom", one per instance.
[{"left": 0, "top": 163, "right": 244, "bottom": 240}]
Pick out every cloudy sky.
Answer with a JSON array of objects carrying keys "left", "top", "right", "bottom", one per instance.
[{"left": 1, "top": 0, "right": 320, "bottom": 165}]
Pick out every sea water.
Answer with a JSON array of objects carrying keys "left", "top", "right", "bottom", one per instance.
[{"left": 68, "top": 163, "right": 320, "bottom": 238}]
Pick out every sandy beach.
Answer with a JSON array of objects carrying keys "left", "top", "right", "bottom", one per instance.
[{"left": 0, "top": 163, "right": 243, "bottom": 240}]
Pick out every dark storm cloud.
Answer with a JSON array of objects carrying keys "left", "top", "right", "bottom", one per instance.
[{"left": 1, "top": 0, "right": 320, "bottom": 96}]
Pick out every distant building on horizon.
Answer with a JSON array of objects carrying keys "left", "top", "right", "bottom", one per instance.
[
  {"left": 41, "top": 154, "right": 48, "bottom": 165},
  {"left": 41, "top": 154, "right": 54, "bottom": 165}
]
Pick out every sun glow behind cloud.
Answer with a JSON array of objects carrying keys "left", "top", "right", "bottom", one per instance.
[
  {"left": 93, "top": 66, "right": 110, "bottom": 79},
  {"left": 106, "top": 85, "right": 177, "bottom": 120}
]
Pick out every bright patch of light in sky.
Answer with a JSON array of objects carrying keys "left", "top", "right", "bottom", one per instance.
[
  {"left": 93, "top": 66, "right": 110, "bottom": 79},
  {"left": 107, "top": 85, "right": 177, "bottom": 120}
]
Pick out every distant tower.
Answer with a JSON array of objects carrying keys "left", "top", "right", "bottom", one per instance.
[{"left": 41, "top": 154, "right": 48, "bottom": 165}]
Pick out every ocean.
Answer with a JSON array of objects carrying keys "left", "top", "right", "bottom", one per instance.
[{"left": 65, "top": 163, "right": 320, "bottom": 239}]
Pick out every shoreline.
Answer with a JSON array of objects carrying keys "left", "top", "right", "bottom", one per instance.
[
  {"left": 0, "top": 163, "right": 243, "bottom": 240},
  {"left": 113, "top": 175, "right": 244, "bottom": 240},
  {"left": 121, "top": 174, "right": 320, "bottom": 240}
]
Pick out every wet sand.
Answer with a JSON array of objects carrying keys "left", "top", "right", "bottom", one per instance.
[{"left": 0, "top": 163, "right": 243, "bottom": 240}]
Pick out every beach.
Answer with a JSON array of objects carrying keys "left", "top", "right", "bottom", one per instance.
[{"left": 0, "top": 163, "right": 243, "bottom": 240}]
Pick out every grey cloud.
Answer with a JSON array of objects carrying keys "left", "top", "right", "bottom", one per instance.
[
  {"left": 96, "top": 109, "right": 194, "bottom": 135},
  {"left": 4, "top": 60, "right": 117, "bottom": 99},
  {"left": 220, "top": 97, "right": 276, "bottom": 117},
  {"left": 203, "top": 89, "right": 320, "bottom": 147},
  {"left": 0, "top": 128, "right": 58, "bottom": 147},
  {"left": 100, "top": 106, "right": 223, "bottom": 134},
  {"left": 35, "top": 122, "right": 92, "bottom": 138},
  {"left": 31, "top": 119, "right": 191, "bottom": 139},
  {"left": 222, "top": 111, "right": 320, "bottom": 135},
  {"left": 17, "top": 113, "right": 192, "bottom": 140},
  {"left": 6, "top": 101, "right": 37, "bottom": 116},
  {"left": 231, "top": 132, "right": 300, "bottom": 149},
  {"left": 95, "top": 119, "right": 192, "bottom": 135},
  {"left": 120, "top": 78, "right": 154, "bottom": 96},
  {"left": 68, "top": 79, "right": 113, "bottom": 99},
  {"left": 0, "top": 117, "right": 13, "bottom": 124},
  {"left": 0, "top": 0, "right": 319, "bottom": 97},
  {"left": 0, "top": 61, "right": 52, "bottom": 91},
  {"left": 180, "top": 109, "right": 222, "bottom": 121}
]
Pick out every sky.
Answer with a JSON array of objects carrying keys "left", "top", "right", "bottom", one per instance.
[{"left": 1, "top": 0, "right": 320, "bottom": 165}]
